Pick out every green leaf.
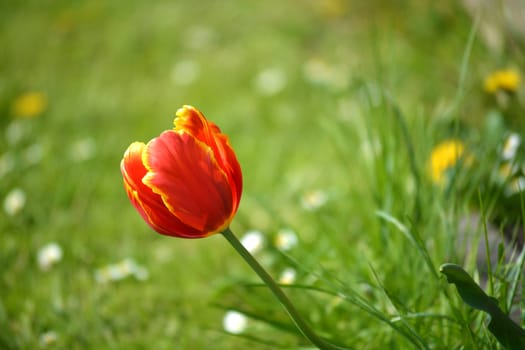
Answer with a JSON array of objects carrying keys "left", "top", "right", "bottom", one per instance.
[{"left": 440, "top": 263, "right": 525, "bottom": 350}]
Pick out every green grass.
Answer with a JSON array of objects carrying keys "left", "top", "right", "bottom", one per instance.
[{"left": 1, "top": 0, "right": 524, "bottom": 349}]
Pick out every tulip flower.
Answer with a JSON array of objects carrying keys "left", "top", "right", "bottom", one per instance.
[
  {"left": 121, "top": 105, "right": 348, "bottom": 350},
  {"left": 120, "top": 105, "right": 242, "bottom": 238}
]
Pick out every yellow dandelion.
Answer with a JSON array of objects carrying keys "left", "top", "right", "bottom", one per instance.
[
  {"left": 484, "top": 69, "right": 520, "bottom": 94},
  {"left": 12, "top": 92, "right": 47, "bottom": 118},
  {"left": 428, "top": 139, "right": 467, "bottom": 185}
]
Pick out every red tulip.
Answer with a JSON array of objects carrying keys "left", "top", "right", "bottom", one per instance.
[{"left": 120, "top": 105, "right": 242, "bottom": 238}]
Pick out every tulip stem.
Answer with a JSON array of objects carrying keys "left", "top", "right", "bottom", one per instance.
[{"left": 222, "top": 227, "right": 349, "bottom": 350}]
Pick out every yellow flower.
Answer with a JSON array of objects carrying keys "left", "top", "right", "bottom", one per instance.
[
  {"left": 12, "top": 92, "right": 47, "bottom": 118},
  {"left": 484, "top": 69, "right": 520, "bottom": 94},
  {"left": 317, "top": 0, "right": 348, "bottom": 19},
  {"left": 498, "top": 162, "right": 515, "bottom": 180},
  {"left": 428, "top": 139, "right": 467, "bottom": 185}
]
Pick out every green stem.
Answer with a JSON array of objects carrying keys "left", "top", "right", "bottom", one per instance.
[{"left": 222, "top": 227, "right": 349, "bottom": 350}]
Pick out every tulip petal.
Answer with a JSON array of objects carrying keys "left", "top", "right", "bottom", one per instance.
[
  {"left": 121, "top": 142, "right": 202, "bottom": 237},
  {"left": 174, "top": 105, "right": 242, "bottom": 213},
  {"left": 143, "top": 130, "right": 234, "bottom": 233}
]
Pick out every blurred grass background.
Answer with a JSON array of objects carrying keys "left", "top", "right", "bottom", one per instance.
[{"left": 1, "top": 0, "right": 524, "bottom": 349}]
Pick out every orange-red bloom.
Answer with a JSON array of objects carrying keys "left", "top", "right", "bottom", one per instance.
[{"left": 120, "top": 105, "right": 242, "bottom": 238}]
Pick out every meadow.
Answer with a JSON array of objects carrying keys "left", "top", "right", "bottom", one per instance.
[{"left": 2, "top": 1, "right": 525, "bottom": 349}]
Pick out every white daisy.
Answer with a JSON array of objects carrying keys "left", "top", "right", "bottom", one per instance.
[
  {"left": 4, "top": 188, "right": 26, "bottom": 216},
  {"left": 274, "top": 228, "right": 298, "bottom": 251},
  {"left": 254, "top": 68, "right": 287, "bottom": 96},
  {"left": 171, "top": 60, "right": 200, "bottom": 86},
  {"left": 502, "top": 133, "right": 521, "bottom": 160},
  {"left": 70, "top": 138, "right": 96, "bottom": 162},
  {"left": 223, "top": 310, "right": 248, "bottom": 334},
  {"left": 95, "top": 258, "right": 148, "bottom": 283},
  {"left": 39, "top": 331, "right": 58, "bottom": 347},
  {"left": 240, "top": 230, "right": 265, "bottom": 254},
  {"left": 278, "top": 268, "right": 297, "bottom": 285},
  {"left": 300, "top": 189, "right": 328, "bottom": 211},
  {"left": 37, "top": 243, "right": 63, "bottom": 271}
]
